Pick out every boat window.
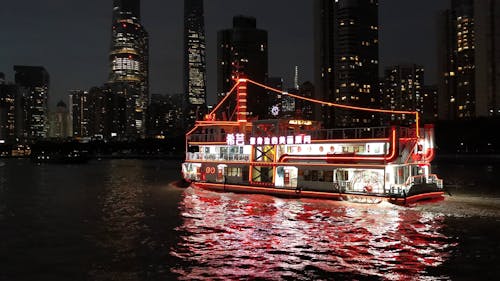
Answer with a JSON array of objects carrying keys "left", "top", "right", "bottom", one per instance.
[
  {"left": 336, "top": 170, "right": 349, "bottom": 181},
  {"left": 301, "top": 170, "right": 333, "bottom": 182},
  {"left": 303, "top": 170, "right": 311, "bottom": 181},
  {"left": 324, "top": 170, "right": 334, "bottom": 182},
  {"left": 395, "top": 166, "right": 409, "bottom": 184},
  {"left": 226, "top": 167, "right": 242, "bottom": 177},
  {"left": 311, "top": 170, "right": 318, "bottom": 181}
]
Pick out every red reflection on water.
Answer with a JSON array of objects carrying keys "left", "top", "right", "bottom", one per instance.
[{"left": 171, "top": 187, "right": 454, "bottom": 280}]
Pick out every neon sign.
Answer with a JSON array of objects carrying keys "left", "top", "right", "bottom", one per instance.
[{"left": 226, "top": 133, "right": 311, "bottom": 146}]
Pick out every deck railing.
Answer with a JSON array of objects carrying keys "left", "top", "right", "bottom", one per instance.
[{"left": 187, "top": 126, "right": 419, "bottom": 143}]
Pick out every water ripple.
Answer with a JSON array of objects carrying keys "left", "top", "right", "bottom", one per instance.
[{"left": 172, "top": 187, "right": 455, "bottom": 280}]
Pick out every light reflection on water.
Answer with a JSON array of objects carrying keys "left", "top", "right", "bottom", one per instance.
[
  {"left": 2, "top": 159, "right": 499, "bottom": 280},
  {"left": 172, "top": 187, "right": 455, "bottom": 280}
]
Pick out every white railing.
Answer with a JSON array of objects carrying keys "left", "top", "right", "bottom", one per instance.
[{"left": 186, "top": 152, "right": 250, "bottom": 162}]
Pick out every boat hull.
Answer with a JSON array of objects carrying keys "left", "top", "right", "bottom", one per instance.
[{"left": 190, "top": 181, "right": 444, "bottom": 206}]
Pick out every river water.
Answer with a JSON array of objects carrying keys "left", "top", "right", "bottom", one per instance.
[{"left": 0, "top": 159, "right": 499, "bottom": 280}]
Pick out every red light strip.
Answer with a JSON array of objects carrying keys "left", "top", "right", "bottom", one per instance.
[
  {"left": 193, "top": 182, "right": 445, "bottom": 203},
  {"left": 423, "top": 148, "right": 435, "bottom": 162},
  {"left": 184, "top": 159, "right": 386, "bottom": 169},
  {"left": 246, "top": 79, "right": 420, "bottom": 137},
  {"left": 391, "top": 192, "right": 444, "bottom": 204},
  {"left": 311, "top": 138, "right": 387, "bottom": 144},
  {"left": 237, "top": 78, "right": 248, "bottom": 123},
  {"left": 279, "top": 128, "right": 398, "bottom": 163},
  {"left": 207, "top": 81, "right": 240, "bottom": 116}
]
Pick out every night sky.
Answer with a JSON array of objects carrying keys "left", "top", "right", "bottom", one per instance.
[{"left": 0, "top": 0, "right": 449, "bottom": 107}]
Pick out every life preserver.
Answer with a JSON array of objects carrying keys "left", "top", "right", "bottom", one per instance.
[{"left": 364, "top": 185, "right": 373, "bottom": 193}]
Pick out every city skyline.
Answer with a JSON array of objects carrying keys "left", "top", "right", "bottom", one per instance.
[{"left": 0, "top": 0, "right": 448, "bottom": 107}]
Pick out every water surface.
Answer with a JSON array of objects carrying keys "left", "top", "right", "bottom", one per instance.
[{"left": 0, "top": 159, "right": 499, "bottom": 280}]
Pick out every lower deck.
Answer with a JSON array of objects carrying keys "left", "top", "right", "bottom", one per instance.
[{"left": 182, "top": 161, "right": 444, "bottom": 205}]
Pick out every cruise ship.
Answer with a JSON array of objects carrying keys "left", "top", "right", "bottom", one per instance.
[{"left": 181, "top": 78, "right": 443, "bottom": 205}]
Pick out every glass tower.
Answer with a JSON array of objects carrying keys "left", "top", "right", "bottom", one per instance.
[
  {"left": 184, "top": 0, "right": 207, "bottom": 128},
  {"left": 14, "top": 65, "right": 50, "bottom": 141},
  {"left": 108, "top": 0, "right": 149, "bottom": 138}
]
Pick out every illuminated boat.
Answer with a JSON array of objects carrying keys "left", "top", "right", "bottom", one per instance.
[{"left": 181, "top": 78, "right": 444, "bottom": 205}]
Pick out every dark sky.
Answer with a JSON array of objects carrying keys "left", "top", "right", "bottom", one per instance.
[{"left": 0, "top": 0, "right": 449, "bottom": 107}]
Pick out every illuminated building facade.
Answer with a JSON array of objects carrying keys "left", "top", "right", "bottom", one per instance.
[
  {"left": 381, "top": 64, "right": 424, "bottom": 125},
  {"left": 147, "top": 93, "right": 183, "bottom": 138},
  {"left": 108, "top": 0, "right": 149, "bottom": 138},
  {"left": 314, "top": 0, "right": 379, "bottom": 128},
  {"left": 421, "top": 85, "right": 438, "bottom": 123},
  {"left": 439, "top": 0, "right": 500, "bottom": 120},
  {"left": 184, "top": 0, "right": 207, "bottom": 128},
  {"left": 88, "top": 86, "right": 108, "bottom": 138},
  {"left": 438, "top": 0, "right": 475, "bottom": 120},
  {"left": 47, "top": 100, "right": 72, "bottom": 138},
  {"left": 0, "top": 80, "right": 16, "bottom": 143},
  {"left": 69, "top": 90, "right": 91, "bottom": 138},
  {"left": 266, "top": 77, "right": 288, "bottom": 117},
  {"left": 217, "top": 16, "right": 268, "bottom": 119},
  {"left": 14, "top": 65, "right": 50, "bottom": 141},
  {"left": 298, "top": 81, "right": 315, "bottom": 120}
]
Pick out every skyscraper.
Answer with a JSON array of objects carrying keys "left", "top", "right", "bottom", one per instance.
[
  {"left": 0, "top": 81, "right": 16, "bottom": 143},
  {"left": 148, "top": 93, "right": 183, "bottom": 138},
  {"left": 314, "top": 0, "right": 379, "bottom": 128},
  {"left": 475, "top": 0, "right": 500, "bottom": 117},
  {"left": 421, "top": 85, "right": 438, "bottom": 123},
  {"left": 438, "top": 0, "right": 475, "bottom": 120},
  {"left": 14, "top": 65, "right": 50, "bottom": 141},
  {"left": 184, "top": 0, "right": 207, "bottom": 128},
  {"left": 217, "top": 16, "right": 268, "bottom": 119},
  {"left": 108, "top": 0, "right": 149, "bottom": 138},
  {"left": 381, "top": 64, "right": 424, "bottom": 125},
  {"left": 69, "top": 90, "right": 91, "bottom": 138},
  {"left": 438, "top": 0, "right": 500, "bottom": 120}
]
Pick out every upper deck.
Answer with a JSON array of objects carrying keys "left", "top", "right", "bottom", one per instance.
[{"left": 187, "top": 122, "right": 419, "bottom": 144}]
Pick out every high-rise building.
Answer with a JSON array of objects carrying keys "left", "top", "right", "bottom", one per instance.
[
  {"left": 440, "top": 0, "right": 475, "bottom": 120},
  {"left": 421, "top": 85, "right": 439, "bottom": 123},
  {"left": 184, "top": 0, "right": 207, "bottom": 128},
  {"left": 314, "top": 0, "right": 379, "bottom": 128},
  {"left": 298, "top": 81, "right": 315, "bottom": 120},
  {"left": 438, "top": 0, "right": 500, "bottom": 120},
  {"left": 48, "top": 100, "right": 72, "bottom": 138},
  {"left": 108, "top": 0, "right": 149, "bottom": 138},
  {"left": 0, "top": 82, "right": 16, "bottom": 143},
  {"left": 69, "top": 90, "right": 91, "bottom": 138},
  {"left": 14, "top": 65, "right": 50, "bottom": 141},
  {"left": 266, "top": 77, "right": 288, "bottom": 117},
  {"left": 293, "top": 66, "right": 299, "bottom": 90},
  {"left": 147, "top": 93, "right": 183, "bottom": 138},
  {"left": 88, "top": 86, "right": 108, "bottom": 138},
  {"left": 475, "top": 0, "right": 500, "bottom": 117},
  {"left": 217, "top": 16, "right": 269, "bottom": 119},
  {"left": 381, "top": 64, "right": 424, "bottom": 125}
]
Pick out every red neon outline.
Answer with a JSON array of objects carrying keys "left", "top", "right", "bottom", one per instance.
[
  {"left": 423, "top": 148, "right": 435, "bottom": 162},
  {"left": 278, "top": 127, "right": 398, "bottom": 163},
  {"left": 185, "top": 159, "right": 387, "bottom": 168},
  {"left": 245, "top": 78, "right": 420, "bottom": 137},
  {"left": 208, "top": 82, "right": 240, "bottom": 116},
  {"left": 192, "top": 182, "right": 444, "bottom": 205}
]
